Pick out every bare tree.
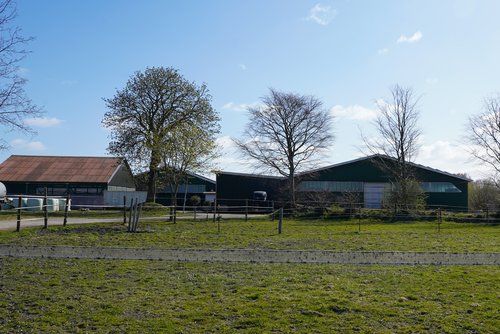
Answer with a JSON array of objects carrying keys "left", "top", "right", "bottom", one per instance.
[
  {"left": 467, "top": 94, "right": 500, "bottom": 186},
  {"left": 367, "top": 85, "right": 421, "bottom": 176},
  {"left": 363, "top": 85, "right": 425, "bottom": 212},
  {"left": 234, "top": 88, "right": 333, "bottom": 206},
  {"left": 103, "top": 67, "right": 220, "bottom": 202},
  {"left": 0, "top": 0, "right": 42, "bottom": 150},
  {"left": 469, "top": 179, "right": 500, "bottom": 212}
]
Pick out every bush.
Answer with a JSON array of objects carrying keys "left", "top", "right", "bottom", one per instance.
[
  {"left": 327, "top": 204, "right": 345, "bottom": 215},
  {"left": 190, "top": 195, "right": 201, "bottom": 206},
  {"left": 141, "top": 202, "right": 166, "bottom": 212}
]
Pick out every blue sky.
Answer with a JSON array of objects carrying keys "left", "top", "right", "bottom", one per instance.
[{"left": 2, "top": 0, "right": 499, "bottom": 179}]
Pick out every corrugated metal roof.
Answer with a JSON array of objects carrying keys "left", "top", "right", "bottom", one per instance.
[
  {"left": 297, "top": 154, "right": 472, "bottom": 182},
  {"left": 0, "top": 155, "right": 124, "bottom": 184}
]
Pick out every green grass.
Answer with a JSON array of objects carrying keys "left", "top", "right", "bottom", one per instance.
[
  {"left": 0, "top": 207, "right": 190, "bottom": 220},
  {"left": 0, "top": 258, "right": 498, "bottom": 333},
  {"left": 0, "top": 218, "right": 498, "bottom": 252},
  {"left": 0, "top": 218, "right": 498, "bottom": 332}
]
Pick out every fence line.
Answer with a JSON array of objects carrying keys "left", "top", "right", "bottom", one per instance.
[{"left": 2, "top": 194, "right": 499, "bottom": 232}]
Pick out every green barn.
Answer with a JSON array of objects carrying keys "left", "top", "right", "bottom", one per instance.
[
  {"left": 216, "top": 155, "right": 470, "bottom": 210},
  {"left": 216, "top": 172, "right": 285, "bottom": 206}
]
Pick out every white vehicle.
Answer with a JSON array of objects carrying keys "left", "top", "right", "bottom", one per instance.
[{"left": 0, "top": 182, "right": 6, "bottom": 202}]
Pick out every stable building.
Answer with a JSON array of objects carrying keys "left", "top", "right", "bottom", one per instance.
[
  {"left": 155, "top": 171, "right": 216, "bottom": 206},
  {"left": 0, "top": 155, "right": 146, "bottom": 208},
  {"left": 216, "top": 171, "right": 285, "bottom": 206},
  {"left": 216, "top": 155, "right": 471, "bottom": 210}
]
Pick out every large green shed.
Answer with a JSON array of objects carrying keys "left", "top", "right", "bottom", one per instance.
[{"left": 216, "top": 155, "right": 471, "bottom": 210}]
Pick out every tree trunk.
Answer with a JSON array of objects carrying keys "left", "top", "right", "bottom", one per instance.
[
  {"left": 288, "top": 173, "right": 295, "bottom": 207},
  {"left": 171, "top": 183, "right": 180, "bottom": 207},
  {"left": 146, "top": 153, "right": 160, "bottom": 203}
]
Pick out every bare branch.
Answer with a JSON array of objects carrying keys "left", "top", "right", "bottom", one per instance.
[
  {"left": 467, "top": 93, "right": 500, "bottom": 184},
  {"left": 362, "top": 85, "right": 424, "bottom": 212},
  {"left": 234, "top": 88, "right": 334, "bottom": 205},
  {"left": 0, "top": 0, "right": 42, "bottom": 149},
  {"left": 363, "top": 85, "right": 421, "bottom": 180}
]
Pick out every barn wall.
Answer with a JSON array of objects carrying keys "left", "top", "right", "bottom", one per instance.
[
  {"left": 298, "top": 157, "right": 469, "bottom": 210},
  {"left": 216, "top": 173, "right": 285, "bottom": 205}
]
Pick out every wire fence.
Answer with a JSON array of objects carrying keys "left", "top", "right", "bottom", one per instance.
[{"left": 1, "top": 194, "right": 499, "bottom": 232}]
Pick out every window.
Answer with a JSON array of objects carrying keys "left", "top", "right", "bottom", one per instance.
[
  {"left": 298, "top": 181, "right": 363, "bottom": 192},
  {"left": 161, "top": 185, "right": 206, "bottom": 193},
  {"left": 298, "top": 181, "right": 462, "bottom": 193},
  {"left": 420, "top": 182, "right": 461, "bottom": 193}
]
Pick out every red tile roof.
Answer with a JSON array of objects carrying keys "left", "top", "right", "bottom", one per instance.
[{"left": 0, "top": 155, "right": 124, "bottom": 183}]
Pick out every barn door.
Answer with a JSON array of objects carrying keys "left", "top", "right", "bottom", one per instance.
[{"left": 363, "top": 183, "right": 388, "bottom": 209}]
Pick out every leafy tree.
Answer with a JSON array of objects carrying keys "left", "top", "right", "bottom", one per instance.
[
  {"left": 0, "top": 0, "right": 42, "bottom": 150},
  {"left": 467, "top": 94, "right": 500, "bottom": 187},
  {"left": 160, "top": 123, "right": 218, "bottom": 206},
  {"left": 103, "top": 67, "right": 219, "bottom": 202},
  {"left": 234, "top": 88, "right": 333, "bottom": 206},
  {"left": 363, "top": 85, "right": 425, "bottom": 212}
]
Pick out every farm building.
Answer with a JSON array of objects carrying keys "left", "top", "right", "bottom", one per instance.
[
  {"left": 153, "top": 171, "right": 216, "bottom": 206},
  {"left": 0, "top": 155, "right": 146, "bottom": 208},
  {"left": 216, "top": 155, "right": 471, "bottom": 210},
  {"left": 216, "top": 171, "right": 285, "bottom": 207}
]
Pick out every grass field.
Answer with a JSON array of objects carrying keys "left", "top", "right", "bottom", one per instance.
[
  {"left": 1, "top": 258, "right": 499, "bottom": 333},
  {"left": 0, "top": 218, "right": 498, "bottom": 252},
  {"left": 0, "top": 218, "right": 499, "bottom": 333}
]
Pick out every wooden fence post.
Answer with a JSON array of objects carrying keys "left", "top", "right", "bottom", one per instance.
[
  {"left": 245, "top": 199, "right": 248, "bottom": 221},
  {"left": 212, "top": 200, "right": 217, "bottom": 223},
  {"left": 63, "top": 193, "right": 70, "bottom": 227},
  {"left": 123, "top": 195, "right": 127, "bottom": 225},
  {"left": 43, "top": 188, "right": 48, "bottom": 229},
  {"left": 16, "top": 196, "right": 22, "bottom": 232},
  {"left": 132, "top": 200, "right": 141, "bottom": 232},
  {"left": 128, "top": 198, "right": 134, "bottom": 232}
]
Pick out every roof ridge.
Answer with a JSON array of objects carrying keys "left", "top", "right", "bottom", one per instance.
[{"left": 9, "top": 154, "right": 120, "bottom": 159}]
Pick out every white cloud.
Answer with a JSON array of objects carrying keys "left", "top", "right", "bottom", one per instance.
[
  {"left": 417, "top": 140, "right": 487, "bottom": 179},
  {"left": 222, "top": 102, "right": 261, "bottom": 112},
  {"left": 419, "top": 141, "right": 465, "bottom": 163},
  {"left": 378, "top": 48, "right": 389, "bottom": 55},
  {"left": 238, "top": 64, "right": 247, "bottom": 71},
  {"left": 305, "top": 3, "right": 337, "bottom": 26},
  {"left": 397, "top": 31, "right": 423, "bottom": 43},
  {"left": 10, "top": 139, "right": 46, "bottom": 151},
  {"left": 215, "top": 135, "right": 237, "bottom": 150},
  {"left": 25, "top": 117, "right": 63, "bottom": 128},
  {"left": 330, "top": 104, "right": 378, "bottom": 121}
]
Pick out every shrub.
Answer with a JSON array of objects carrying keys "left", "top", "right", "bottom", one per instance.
[
  {"left": 189, "top": 195, "right": 201, "bottom": 206},
  {"left": 141, "top": 202, "right": 166, "bottom": 212}
]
